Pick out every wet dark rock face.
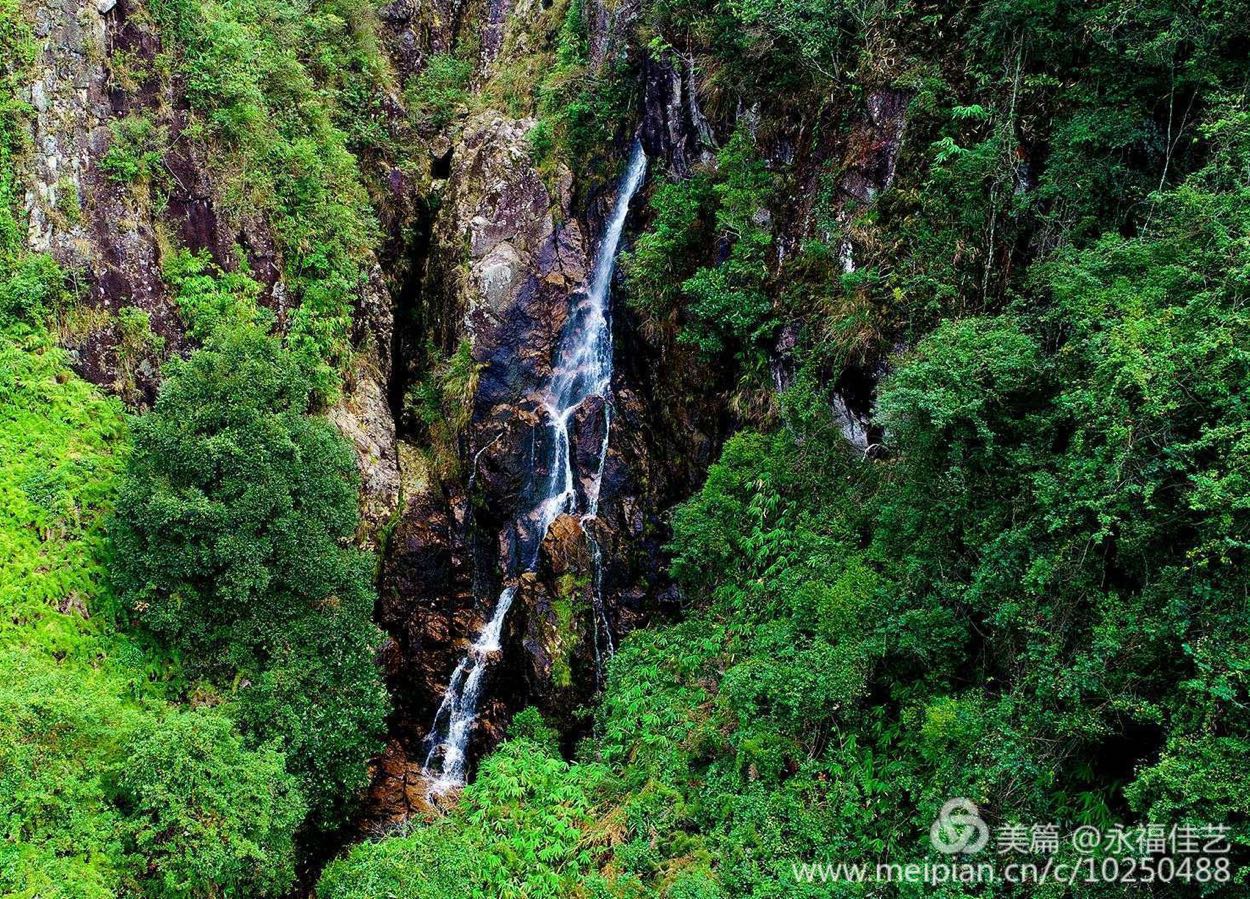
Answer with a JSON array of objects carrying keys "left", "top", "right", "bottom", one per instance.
[
  {"left": 365, "top": 99, "right": 725, "bottom": 824},
  {"left": 639, "top": 53, "right": 716, "bottom": 178},
  {"left": 842, "top": 88, "right": 909, "bottom": 204},
  {"left": 750, "top": 84, "right": 910, "bottom": 450},
  {"left": 364, "top": 110, "right": 583, "bottom": 825},
  {"left": 377, "top": 489, "right": 476, "bottom": 733},
  {"left": 587, "top": 0, "right": 639, "bottom": 69}
]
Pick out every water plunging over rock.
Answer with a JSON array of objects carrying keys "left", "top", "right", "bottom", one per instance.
[{"left": 421, "top": 141, "right": 648, "bottom": 793}]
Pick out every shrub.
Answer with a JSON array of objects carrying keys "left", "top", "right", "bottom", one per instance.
[
  {"left": 163, "top": 248, "right": 265, "bottom": 339},
  {"left": 621, "top": 174, "right": 716, "bottom": 319},
  {"left": 0, "top": 325, "right": 306, "bottom": 898},
  {"left": 149, "top": 0, "right": 383, "bottom": 393},
  {"left": 117, "top": 710, "right": 306, "bottom": 898},
  {"left": 405, "top": 53, "right": 472, "bottom": 131},
  {"left": 100, "top": 116, "right": 168, "bottom": 184},
  {"left": 0, "top": 254, "right": 66, "bottom": 328},
  {"left": 318, "top": 726, "right": 609, "bottom": 899}
]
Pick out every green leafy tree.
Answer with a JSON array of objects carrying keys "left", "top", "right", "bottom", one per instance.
[
  {"left": 0, "top": 658, "right": 134, "bottom": 898},
  {"left": 112, "top": 313, "right": 387, "bottom": 829}
]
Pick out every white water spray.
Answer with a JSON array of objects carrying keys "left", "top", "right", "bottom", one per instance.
[{"left": 422, "top": 141, "right": 648, "bottom": 792}]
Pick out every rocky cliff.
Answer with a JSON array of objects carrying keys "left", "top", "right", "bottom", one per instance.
[{"left": 19, "top": 0, "right": 909, "bottom": 834}]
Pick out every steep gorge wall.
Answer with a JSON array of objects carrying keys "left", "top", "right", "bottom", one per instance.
[
  {"left": 20, "top": 0, "right": 904, "bottom": 832},
  {"left": 19, "top": 0, "right": 444, "bottom": 541},
  {"left": 373, "top": 106, "right": 592, "bottom": 818},
  {"left": 29, "top": 0, "right": 196, "bottom": 404},
  {"left": 363, "top": 0, "right": 744, "bottom": 824}
]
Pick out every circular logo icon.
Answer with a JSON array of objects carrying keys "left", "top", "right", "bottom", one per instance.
[{"left": 930, "top": 798, "right": 989, "bottom": 854}]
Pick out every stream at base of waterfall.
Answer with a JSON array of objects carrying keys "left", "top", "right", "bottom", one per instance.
[{"left": 421, "top": 141, "right": 649, "bottom": 795}]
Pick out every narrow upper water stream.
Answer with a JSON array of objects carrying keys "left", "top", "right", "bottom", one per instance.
[{"left": 421, "top": 141, "right": 648, "bottom": 793}]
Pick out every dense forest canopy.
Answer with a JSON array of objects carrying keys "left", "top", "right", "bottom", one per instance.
[{"left": 2, "top": 0, "right": 1248, "bottom": 896}]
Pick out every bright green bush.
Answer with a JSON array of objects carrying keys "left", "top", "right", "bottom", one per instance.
[
  {"left": 684, "top": 129, "right": 778, "bottom": 357},
  {"left": 0, "top": 655, "right": 136, "bottom": 898},
  {"left": 621, "top": 174, "right": 715, "bottom": 319},
  {"left": 319, "top": 723, "right": 610, "bottom": 899},
  {"left": 0, "top": 254, "right": 66, "bottom": 328},
  {"left": 0, "top": 658, "right": 307, "bottom": 898},
  {"left": 112, "top": 315, "right": 358, "bottom": 653},
  {"left": 236, "top": 615, "right": 389, "bottom": 826},
  {"left": 0, "top": 324, "right": 128, "bottom": 658},
  {"left": 163, "top": 248, "right": 265, "bottom": 339},
  {"left": 100, "top": 115, "right": 168, "bottom": 184},
  {"left": 626, "top": 127, "right": 777, "bottom": 361},
  {"left": 117, "top": 709, "right": 306, "bottom": 898}
]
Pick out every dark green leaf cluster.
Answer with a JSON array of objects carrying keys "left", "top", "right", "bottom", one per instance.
[
  {"left": 112, "top": 304, "right": 387, "bottom": 830},
  {"left": 624, "top": 128, "right": 777, "bottom": 363}
]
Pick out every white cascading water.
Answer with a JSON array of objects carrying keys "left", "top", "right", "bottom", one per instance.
[{"left": 422, "top": 140, "right": 648, "bottom": 793}]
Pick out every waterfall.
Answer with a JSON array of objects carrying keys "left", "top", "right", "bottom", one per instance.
[{"left": 422, "top": 140, "right": 648, "bottom": 793}]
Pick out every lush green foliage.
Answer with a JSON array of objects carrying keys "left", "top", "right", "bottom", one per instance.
[
  {"left": 0, "top": 308, "right": 132, "bottom": 895},
  {"left": 623, "top": 129, "right": 776, "bottom": 362},
  {"left": 162, "top": 247, "right": 265, "bottom": 340},
  {"left": 100, "top": 115, "right": 168, "bottom": 184},
  {"left": 320, "top": 711, "right": 612, "bottom": 899},
  {"left": 116, "top": 709, "right": 306, "bottom": 897},
  {"left": 0, "top": 317, "right": 309, "bottom": 896},
  {"left": 678, "top": 129, "right": 776, "bottom": 359},
  {"left": 322, "top": 2, "right": 1250, "bottom": 895},
  {"left": 113, "top": 314, "right": 359, "bottom": 655},
  {"left": 7, "top": 0, "right": 1250, "bottom": 893},
  {"left": 1, "top": 657, "right": 309, "bottom": 897},
  {"left": 111, "top": 304, "right": 388, "bottom": 829},
  {"left": 620, "top": 174, "right": 715, "bottom": 320},
  {"left": 149, "top": 0, "right": 390, "bottom": 395},
  {"left": 0, "top": 0, "right": 35, "bottom": 262},
  {"left": 406, "top": 53, "right": 473, "bottom": 132},
  {"left": 0, "top": 326, "right": 128, "bottom": 656},
  {"left": 1, "top": 0, "right": 394, "bottom": 888},
  {"left": 403, "top": 337, "right": 483, "bottom": 477}
]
